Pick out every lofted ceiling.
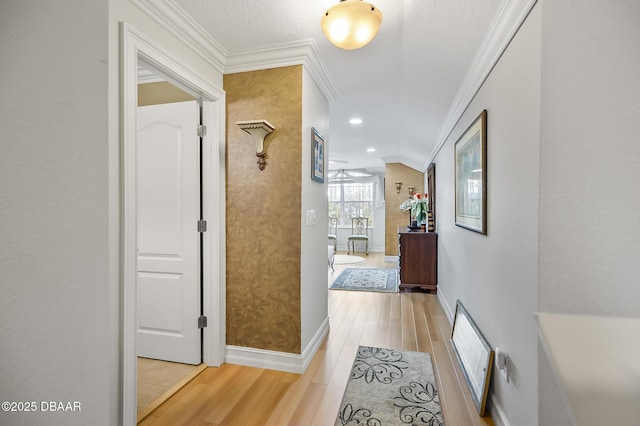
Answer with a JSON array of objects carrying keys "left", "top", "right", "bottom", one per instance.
[{"left": 174, "top": 0, "right": 502, "bottom": 172}]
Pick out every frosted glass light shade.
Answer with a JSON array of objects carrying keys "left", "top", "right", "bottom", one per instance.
[{"left": 321, "top": 0, "right": 382, "bottom": 50}]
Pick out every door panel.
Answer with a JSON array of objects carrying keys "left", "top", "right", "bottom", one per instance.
[{"left": 136, "top": 100, "right": 200, "bottom": 365}]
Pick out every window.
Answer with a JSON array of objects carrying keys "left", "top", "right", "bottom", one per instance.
[{"left": 328, "top": 182, "right": 374, "bottom": 226}]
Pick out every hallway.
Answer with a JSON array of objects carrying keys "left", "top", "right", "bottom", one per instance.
[{"left": 138, "top": 259, "right": 493, "bottom": 425}]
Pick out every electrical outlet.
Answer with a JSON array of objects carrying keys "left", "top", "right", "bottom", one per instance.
[
  {"left": 495, "top": 347, "right": 509, "bottom": 382},
  {"left": 500, "top": 358, "right": 508, "bottom": 382}
]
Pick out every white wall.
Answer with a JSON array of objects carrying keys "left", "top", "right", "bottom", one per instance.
[
  {"left": 371, "top": 180, "right": 386, "bottom": 252},
  {"left": 301, "top": 68, "right": 330, "bottom": 352},
  {"left": 0, "top": 1, "right": 225, "bottom": 425},
  {"left": 538, "top": 0, "right": 640, "bottom": 424},
  {"left": 434, "top": 5, "right": 541, "bottom": 425},
  {"left": 0, "top": 1, "right": 112, "bottom": 425}
]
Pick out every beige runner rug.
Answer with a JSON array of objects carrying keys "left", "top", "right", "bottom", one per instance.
[{"left": 335, "top": 346, "right": 445, "bottom": 425}]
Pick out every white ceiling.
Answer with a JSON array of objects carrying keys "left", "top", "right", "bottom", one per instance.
[{"left": 174, "top": 0, "right": 502, "bottom": 172}]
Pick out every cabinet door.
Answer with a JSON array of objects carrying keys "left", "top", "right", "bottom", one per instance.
[{"left": 399, "top": 233, "right": 437, "bottom": 287}]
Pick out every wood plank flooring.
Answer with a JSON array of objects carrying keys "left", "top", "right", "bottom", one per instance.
[
  {"left": 137, "top": 358, "right": 207, "bottom": 422},
  {"left": 139, "top": 253, "right": 494, "bottom": 425}
]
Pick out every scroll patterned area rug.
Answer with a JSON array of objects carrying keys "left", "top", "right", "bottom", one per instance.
[
  {"left": 330, "top": 268, "right": 398, "bottom": 292},
  {"left": 336, "top": 346, "right": 445, "bottom": 426}
]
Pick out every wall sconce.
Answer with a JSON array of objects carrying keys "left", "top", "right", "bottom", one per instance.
[
  {"left": 395, "top": 182, "right": 402, "bottom": 193},
  {"left": 408, "top": 186, "right": 415, "bottom": 195},
  {"left": 236, "top": 120, "right": 275, "bottom": 171}
]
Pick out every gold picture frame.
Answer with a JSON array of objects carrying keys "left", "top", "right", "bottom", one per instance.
[
  {"left": 451, "top": 300, "right": 494, "bottom": 416},
  {"left": 455, "top": 110, "right": 487, "bottom": 234}
]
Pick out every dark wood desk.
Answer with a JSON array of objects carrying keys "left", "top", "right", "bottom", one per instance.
[{"left": 398, "top": 228, "right": 438, "bottom": 293}]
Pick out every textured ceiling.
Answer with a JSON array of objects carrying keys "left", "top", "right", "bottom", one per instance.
[{"left": 175, "top": 0, "right": 501, "bottom": 172}]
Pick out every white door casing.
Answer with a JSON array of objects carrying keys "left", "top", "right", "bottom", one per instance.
[
  {"left": 136, "top": 100, "right": 200, "bottom": 365},
  {"left": 121, "top": 22, "right": 226, "bottom": 425}
]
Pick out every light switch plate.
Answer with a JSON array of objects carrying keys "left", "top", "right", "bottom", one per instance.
[{"left": 306, "top": 210, "right": 316, "bottom": 225}]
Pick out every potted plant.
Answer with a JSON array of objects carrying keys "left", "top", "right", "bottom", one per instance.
[{"left": 400, "top": 192, "right": 429, "bottom": 230}]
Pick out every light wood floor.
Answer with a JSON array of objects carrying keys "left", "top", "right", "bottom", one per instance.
[
  {"left": 137, "top": 358, "right": 205, "bottom": 420},
  {"left": 139, "top": 252, "right": 493, "bottom": 425}
]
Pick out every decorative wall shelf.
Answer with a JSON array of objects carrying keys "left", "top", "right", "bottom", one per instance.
[{"left": 236, "top": 120, "right": 275, "bottom": 170}]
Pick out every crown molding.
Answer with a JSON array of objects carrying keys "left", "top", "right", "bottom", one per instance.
[
  {"left": 130, "top": 1, "right": 340, "bottom": 103},
  {"left": 137, "top": 65, "right": 163, "bottom": 84},
  {"left": 225, "top": 39, "right": 341, "bottom": 103},
  {"left": 424, "top": 0, "right": 539, "bottom": 171},
  {"left": 130, "top": 0, "right": 226, "bottom": 75},
  {"left": 381, "top": 155, "right": 425, "bottom": 173}
]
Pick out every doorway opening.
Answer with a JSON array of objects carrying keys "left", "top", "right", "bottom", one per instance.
[
  {"left": 121, "top": 23, "right": 226, "bottom": 426},
  {"left": 135, "top": 71, "right": 204, "bottom": 418}
]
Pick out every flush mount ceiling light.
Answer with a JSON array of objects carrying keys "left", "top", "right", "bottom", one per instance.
[{"left": 321, "top": 0, "right": 383, "bottom": 50}]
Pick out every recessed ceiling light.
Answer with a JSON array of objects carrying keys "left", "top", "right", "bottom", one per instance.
[
  {"left": 367, "top": 147, "right": 376, "bottom": 153},
  {"left": 349, "top": 118, "right": 363, "bottom": 125}
]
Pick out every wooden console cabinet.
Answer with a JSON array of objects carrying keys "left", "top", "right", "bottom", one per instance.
[{"left": 398, "top": 228, "right": 438, "bottom": 292}]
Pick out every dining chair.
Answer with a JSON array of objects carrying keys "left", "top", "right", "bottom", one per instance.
[
  {"left": 347, "top": 217, "right": 369, "bottom": 255},
  {"left": 328, "top": 216, "right": 338, "bottom": 252}
]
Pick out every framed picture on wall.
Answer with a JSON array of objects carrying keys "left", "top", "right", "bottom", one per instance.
[
  {"left": 311, "top": 127, "right": 325, "bottom": 183},
  {"left": 455, "top": 109, "right": 487, "bottom": 234},
  {"left": 427, "top": 162, "right": 436, "bottom": 231},
  {"left": 451, "top": 299, "right": 494, "bottom": 416}
]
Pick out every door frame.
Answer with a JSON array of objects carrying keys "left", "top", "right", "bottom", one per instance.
[{"left": 120, "top": 22, "right": 226, "bottom": 425}]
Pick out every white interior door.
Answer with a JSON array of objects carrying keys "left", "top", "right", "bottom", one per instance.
[{"left": 136, "top": 100, "right": 201, "bottom": 365}]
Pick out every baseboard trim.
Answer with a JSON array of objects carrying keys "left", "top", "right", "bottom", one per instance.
[
  {"left": 490, "top": 394, "right": 512, "bottom": 426},
  {"left": 384, "top": 255, "right": 399, "bottom": 264},
  {"left": 437, "top": 291, "right": 455, "bottom": 325},
  {"left": 225, "top": 317, "right": 329, "bottom": 374},
  {"left": 436, "top": 291, "right": 512, "bottom": 426},
  {"left": 337, "top": 246, "right": 385, "bottom": 254}
]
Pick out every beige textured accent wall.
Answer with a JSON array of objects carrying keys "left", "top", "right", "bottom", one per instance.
[
  {"left": 224, "top": 66, "right": 303, "bottom": 354},
  {"left": 384, "top": 163, "right": 424, "bottom": 256},
  {"left": 138, "top": 81, "right": 194, "bottom": 106}
]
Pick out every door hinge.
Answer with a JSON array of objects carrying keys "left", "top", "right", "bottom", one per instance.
[
  {"left": 198, "top": 315, "right": 208, "bottom": 329},
  {"left": 197, "top": 220, "right": 207, "bottom": 233},
  {"left": 197, "top": 124, "right": 207, "bottom": 137}
]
